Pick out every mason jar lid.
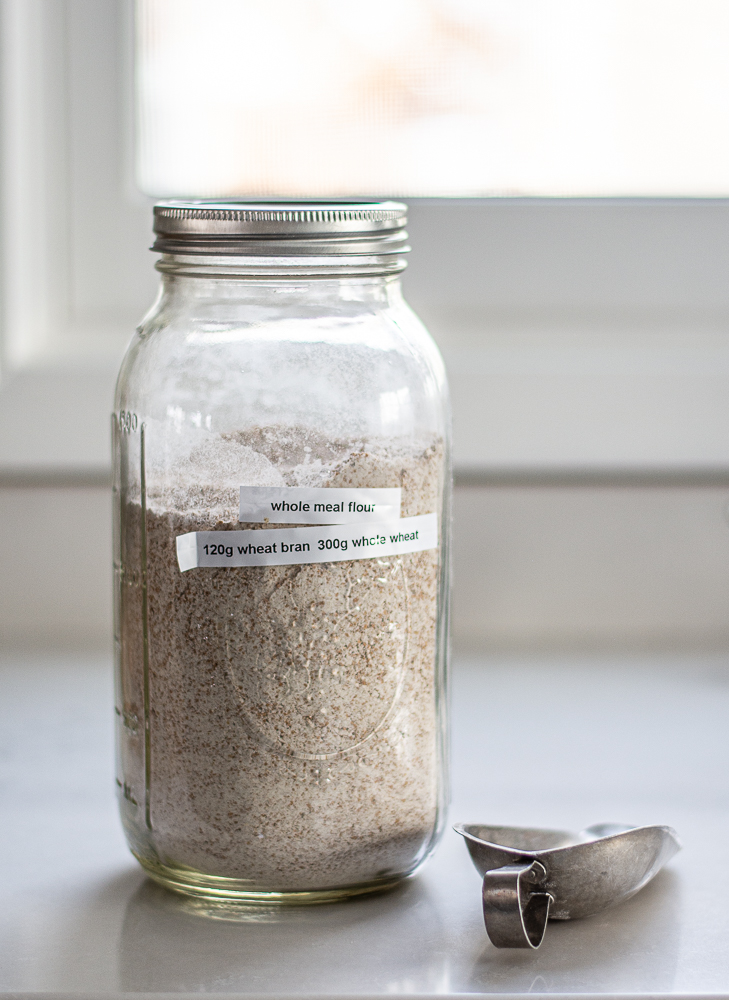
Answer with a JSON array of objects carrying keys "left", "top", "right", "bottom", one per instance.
[{"left": 152, "top": 201, "right": 409, "bottom": 262}]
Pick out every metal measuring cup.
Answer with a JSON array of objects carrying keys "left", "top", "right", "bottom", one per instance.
[{"left": 455, "top": 822, "right": 681, "bottom": 949}]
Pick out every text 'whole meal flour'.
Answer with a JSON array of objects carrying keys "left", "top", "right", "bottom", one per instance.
[{"left": 238, "top": 486, "right": 402, "bottom": 524}]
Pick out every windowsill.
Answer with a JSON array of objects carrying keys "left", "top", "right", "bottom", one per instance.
[{"left": 3, "top": 314, "right": 729, "bottom": 478}]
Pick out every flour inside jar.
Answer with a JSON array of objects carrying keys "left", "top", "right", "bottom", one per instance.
[{"left": 119, "top": 426, "right": 444, "bottom": 890}]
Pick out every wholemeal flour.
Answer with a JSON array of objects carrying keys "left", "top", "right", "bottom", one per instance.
[{"left": 119, "top": 426, "right": 444, "bottom": 890}]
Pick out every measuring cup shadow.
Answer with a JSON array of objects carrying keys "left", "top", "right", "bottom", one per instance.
[{"left": 466, "top": 866, "right": 681, "bottom": 994}]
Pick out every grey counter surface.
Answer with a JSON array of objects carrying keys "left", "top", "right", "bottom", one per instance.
[{"left": 1, "top": 652, "right": 727, "bottom": 998}]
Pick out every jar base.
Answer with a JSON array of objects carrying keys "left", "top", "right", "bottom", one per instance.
[{"left": 134, "top": 853, "right": 407, "bottom": 906}]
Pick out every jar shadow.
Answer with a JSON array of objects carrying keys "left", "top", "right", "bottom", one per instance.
[{"left": 119, "top": 873, "right": 448, "bottom": 994}]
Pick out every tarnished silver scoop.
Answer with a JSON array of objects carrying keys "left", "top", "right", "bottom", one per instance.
[{"left": 455, "top": 822, "right": 681, "bottom": 950}]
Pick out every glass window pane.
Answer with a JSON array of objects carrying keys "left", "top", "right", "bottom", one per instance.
[{"left": 136, "top": 0, "right": 729, "bottom": 197}]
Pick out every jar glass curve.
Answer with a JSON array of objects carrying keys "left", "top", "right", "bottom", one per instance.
[{"left": 113, "top": 257, "right": 451, "bottom": 904}]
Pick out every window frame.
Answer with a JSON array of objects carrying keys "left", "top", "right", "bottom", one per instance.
[{"left": 2, "top": 0, "right": 729, "bottom": 482}]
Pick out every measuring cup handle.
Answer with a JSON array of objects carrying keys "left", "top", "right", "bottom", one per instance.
[{"left": 481, "top": 859, "right": 553, "bottom": 949}]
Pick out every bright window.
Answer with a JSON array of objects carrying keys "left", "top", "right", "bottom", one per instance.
[{"left": 137, "top": 0, "right": 729, "bottom": 198}]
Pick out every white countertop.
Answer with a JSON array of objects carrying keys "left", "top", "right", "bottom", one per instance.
[{"left": 1, "top": 651, "right": 728, "bottom": 998}]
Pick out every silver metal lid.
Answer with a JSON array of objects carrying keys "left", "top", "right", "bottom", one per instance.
[{"left": 152, "top": 201, "right": 409, "bottom": 263}]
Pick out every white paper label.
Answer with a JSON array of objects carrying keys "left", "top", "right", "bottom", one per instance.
[
  {"left": 176, "top": 513, "right": 437, "bottom": 572},
  {"left": 239, "top": 486, "right": 401, "bottom": 524}
]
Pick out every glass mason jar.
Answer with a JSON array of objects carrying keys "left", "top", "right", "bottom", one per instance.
[{"left": 113, "top": 201, "right": 451, "bottom": 903}]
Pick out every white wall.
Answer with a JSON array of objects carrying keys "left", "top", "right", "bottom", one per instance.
[
  {"left": 0, "top": 487, "right": 111, "bottom": 649},
  {"left": 3, "top": 484, "right": 729, "bottom": 653}
]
